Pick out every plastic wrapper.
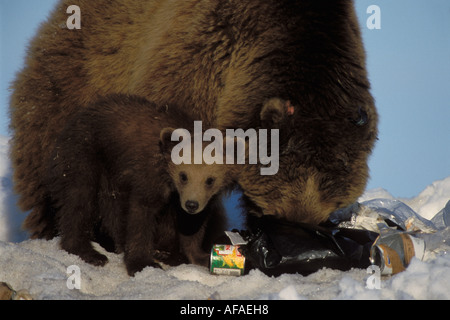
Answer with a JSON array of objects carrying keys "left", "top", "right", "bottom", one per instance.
[
  {"left": 328, "top": 199, "right": 438, "bottom": 233},
  {"left": 238, "top": 217, "right": 378, "bottom": 277},
  {"left": 431, "top": 200, "right": 450, "bottom": 230},
  {"left": 329, "top": 199, "right": 450, "bottom": 274}
]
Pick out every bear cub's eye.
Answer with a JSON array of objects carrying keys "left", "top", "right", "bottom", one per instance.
[
  {"left": 179, "top": 172, "right": 188, "bottom": 184},
  {"left": 205, "top": 177, "right": 215, "bottom": 187}
]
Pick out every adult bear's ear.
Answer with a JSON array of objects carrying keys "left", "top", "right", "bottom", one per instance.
[
  {"left": 260, "top": 98, "right": 294, "bottom": 128},
  {"left": 159, "top": 127, "right": 176, "bottom": 155}
]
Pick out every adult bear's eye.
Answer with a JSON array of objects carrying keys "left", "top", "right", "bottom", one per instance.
[
  {"left": 205, "top": 177, "right": 215, "bottom": 187},
  {"left": 179, "top": 172, "right": 188, "bottom": 183}
]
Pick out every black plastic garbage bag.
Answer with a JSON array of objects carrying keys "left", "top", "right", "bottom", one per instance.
[{"left": 239, "top": 216, "right": 378, "bottom": 277}]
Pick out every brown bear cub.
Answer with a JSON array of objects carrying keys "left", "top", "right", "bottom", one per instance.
[{"left": 45, "top": 94, "right": 232, "bottom": 276}]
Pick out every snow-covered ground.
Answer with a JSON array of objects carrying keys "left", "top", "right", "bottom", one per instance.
[{"left": 0, "top": 135, "right": 449, "bottom": 300}]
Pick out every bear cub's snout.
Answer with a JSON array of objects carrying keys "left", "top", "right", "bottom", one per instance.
[{"left": 185, "top": 200, "right": 199, "bottom": 214}]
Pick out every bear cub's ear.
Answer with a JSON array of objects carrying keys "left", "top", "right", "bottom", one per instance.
[
  {"left": 159, "top": 127, "right": 176, "bottom": 155},
  {"left": 260, "top": 98, "right": 294, "bottom": 128}
]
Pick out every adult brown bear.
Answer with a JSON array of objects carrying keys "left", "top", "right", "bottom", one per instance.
[{"left": 10, "top": 0, "right": 377, "bottom": 238}]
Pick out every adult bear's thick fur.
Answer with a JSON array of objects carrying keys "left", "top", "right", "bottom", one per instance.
[{"left": 10, "top": 0, "right": 377, "bottom": 237}]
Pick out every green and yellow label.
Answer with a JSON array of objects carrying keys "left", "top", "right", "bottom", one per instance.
[{"left": 210, "top": 245, "right": 245, "bottom": 276}]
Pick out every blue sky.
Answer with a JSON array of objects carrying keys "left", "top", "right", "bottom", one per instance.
[{"left": 1, "top": 0, "right": 449, "bottom": 198}]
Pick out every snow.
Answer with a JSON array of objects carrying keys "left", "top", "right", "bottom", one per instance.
[
  {"left": 0, "top": 135, "right": 449, "bottom": 300},
  {"left": 402, "top": 178, "right": 450, "bottom": 221}
]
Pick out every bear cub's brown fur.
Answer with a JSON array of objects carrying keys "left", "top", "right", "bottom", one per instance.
[{"left": 45, "top": 94, "right": 231, "bottom": 276}]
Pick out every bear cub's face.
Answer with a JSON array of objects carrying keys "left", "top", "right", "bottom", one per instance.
[
  {"left": 160, "top": 127, "right": 229, "bottom": 215},
  {"left": 171, "top": 163, "right": 225, "bottom": 214}
]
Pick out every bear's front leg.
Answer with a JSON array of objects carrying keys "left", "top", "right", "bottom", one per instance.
[
  {"left": 58, "top": 195, "right": 108, "bottom": 267},
  {"left": 124, "top": 197, "right": 161, "bottom": 276},
  {"left": 179, "top": 226, "right": 210, "bottom": 267}
]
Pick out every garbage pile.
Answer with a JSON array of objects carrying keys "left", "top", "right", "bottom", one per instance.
[{"left": 210, "top": 199, "right": 450, "bottom": 277}]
